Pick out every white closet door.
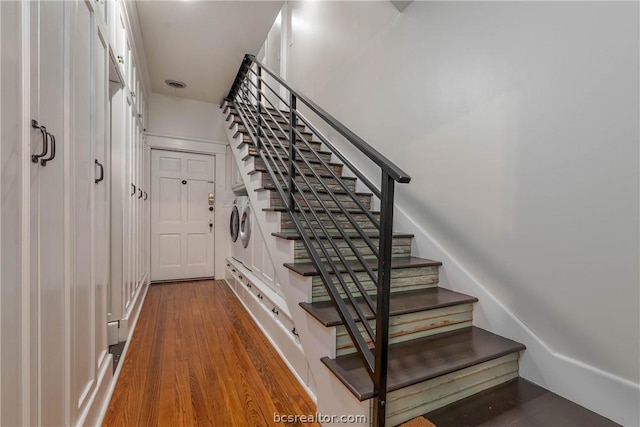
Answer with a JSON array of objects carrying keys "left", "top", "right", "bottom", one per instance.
[
  {"left": 93, "top": 19, "right": 110, "bottom": 375},
  {"left": 29, "top": 1, "right": 66, "bottom": 425},
  {"left": 151, "top": 150, "right": 215, "bottom": 281},
  {"left": 69, "top": 0, "right": 95, "bottom": 417}
]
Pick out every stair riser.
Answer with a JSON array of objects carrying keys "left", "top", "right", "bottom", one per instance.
[
  {"left": 241, "top": 136, "right": 323, "bottom": 152},
  {"left": 236, "top": 121, "right": 309, "bottom": 134},
  {"left": 281, "top": 213, "right": 377, "bottom": 233},
  {"left": 269, "top": 191, "right": 371, "bottom": 211},
  {"left": 247, "top": 147, "right": 333, "bottom": 163},
  {"left": 236, "top": 119, "right": 308, "bottom": 132},
  {"left": 311, "top": 266, "right": 440, "bottom": 302},
  {"left": 385, "top": 354, "right": 520, "bottom": 426},
  {"left": 293, "top": 237, "right": 412, "bottom": 264},
  {"left": 336, "top": 304, "right": 474, "bottom": 356},
  {"left": 253, "top": 157, "right": 343, "bottom": 177},
  {"left": 263, "top": 175, "right": 356, "bottom": 195},
  {"left": 286, "top": 224, "right": 379, "bottom": 237}
]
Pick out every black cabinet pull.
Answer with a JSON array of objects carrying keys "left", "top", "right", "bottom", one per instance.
[
  {"left": 272, "top": 307, "right": 279, "bottom": 315},
  {"left": 138, "top": 188, "right": 143, "bottom": 199},
  {"left": 94, "top": 159, "right": 104, "bottom": 184},
  {"left": 144, "top": 191, "right": 148, "bottom": 200},
  {"left": 40, "top": 132, "right": 56, "bottom": 166},
  {"left": 131, "top": 183, "right": 136, "bottom": 196},
  {"left": 31, "top": 120, "right": 48, "bottom": 163},
  {"left": 256, "top": 293, "right": 263, "bottom": 300},
  {"left": 291, "top": 327, "right": 299, "bottom": 337}
]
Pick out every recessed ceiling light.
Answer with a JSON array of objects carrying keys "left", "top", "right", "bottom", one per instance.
[{"left": 165, "top": 79, "right": 187, "bottom": 89}]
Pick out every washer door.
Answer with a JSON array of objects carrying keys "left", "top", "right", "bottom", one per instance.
[
  {"left": 230, "top": 205, "right": 240, "bottom": 242},
  {"left": 240, "top": 204, "right": 251, "bottom": 248}
]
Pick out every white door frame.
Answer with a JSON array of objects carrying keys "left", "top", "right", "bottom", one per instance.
[
  {"left": 150, "top": 147, "right": 217, "bottom": 282},
  {"left": 147, "top": 134, "right": 230, "bottom": 280}
]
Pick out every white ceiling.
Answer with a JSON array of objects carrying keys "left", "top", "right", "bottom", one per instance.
[{"left": 135, "top": 0, "right": 284, "bottom": 104}]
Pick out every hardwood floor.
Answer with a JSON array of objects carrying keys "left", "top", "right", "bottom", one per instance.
[{"left": 103, "top": 280, "right": 319, "bottom": 427}]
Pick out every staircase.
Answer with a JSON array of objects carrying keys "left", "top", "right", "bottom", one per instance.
[{"left": 223, "top": 55, "right": 527, "bottom": 426}]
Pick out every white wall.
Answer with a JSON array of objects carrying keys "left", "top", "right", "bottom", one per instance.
[
  {"left": 279, "top": 0, "right": 639, "bottom": 423},
  {"left": 147, "top": 92, "right": 226, "bottom": 142}
]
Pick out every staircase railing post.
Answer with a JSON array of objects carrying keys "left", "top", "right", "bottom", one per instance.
[
  {"left": 373, "top": 171, "right": 395, "bottom": 427},
  {"left": 288, "top": 93, "right": 297, "bottom": 211},
  {"left": 257, "top": 64, "right": 263, "bottom": 151}
]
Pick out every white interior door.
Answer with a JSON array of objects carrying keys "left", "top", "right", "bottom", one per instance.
[{"left": 151, "top": 150, "right": 215, "bottom": 281}]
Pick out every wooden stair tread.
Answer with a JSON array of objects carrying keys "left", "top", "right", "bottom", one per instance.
[
  {"left": 242, "top": 151, "right": 339, "bottom": 166},
  {"left": 272, "top": 231, "right": 413, "bottom": 240},
  {"left": 250, "top": 168, "right": 354, "bottom": 180},
  {"left": 321, "top": 326, "right": 525, "bottom": 401},
  {"left": 285, "top": 256, "right": 441, "bottom": 277},
  {"left": 424, "top": 377, "right": 619, "bottom": 426},
  {"left": 234, "top": 129, "right": 315, "bottom": 140},
  {"left": 256, "top": 186, "right": 372, "bottom": 197},
  {"left": 263, "top": 206, "right": 373, "bottom": 213},
  {"left": 300, "top": 288, "right": 476, "bottom": 327},
  {"left": 238, "top": 141, "right": 332, "bottom": 156}
]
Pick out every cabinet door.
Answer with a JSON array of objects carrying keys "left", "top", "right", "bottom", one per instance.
[
  {"left": 69, "top": 0, "right": 95, "bottom": 419},
  {"left": 29, "top": 1, "right": 66, "bottom": 425},
  {"left": 93, "top": 19, "right": 110, "bottom": 375},
  {"left": 108, "top": 83, "right": 125, "bottom": 324}
]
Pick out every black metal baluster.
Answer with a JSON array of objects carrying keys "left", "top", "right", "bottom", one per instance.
[
  {"left": 373, "top": 171, "right": 395, "bottom": 427},
  {"left": 288, "top": 93, "right": 297, "bottom": 211},
  {"left": 257, "top": 65, "right": 263, "bottom": 151}
]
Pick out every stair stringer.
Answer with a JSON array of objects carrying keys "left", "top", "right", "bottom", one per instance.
[{"left": 223, "top": 101, "right": 371, "bottom": 425}]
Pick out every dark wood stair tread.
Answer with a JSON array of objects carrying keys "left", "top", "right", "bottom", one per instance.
[
  {"left": 263, "top": 206, "right": 373, "bottom": 213},
  {"left": 300, "top": 287, "right": 476, "bottom": 327},
  {"left": 272, "top": 231, "right": 413, "bottom": 240},
  {"left": 256, "top": 187, "right": 372, "bottom": 197},
  {"left": 321, "top": 326, "right": 526, "bottom": 401},
  {"left": 239, "top": 141, "right": 332, "bottom": 156},
  {"left": 243, "top": 152, "right": 339, "bottom": 166},
  {"left": 424, "top": 377, "right": 619, "bottom": 426},
  {"left": 250, "top": 167, "right": 352, "bottom": 180},
  {"left": 285, "top": 256, "right": 441, "bottom": 277}
]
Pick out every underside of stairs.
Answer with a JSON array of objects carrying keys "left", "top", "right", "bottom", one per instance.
[{"left": 222, "top": 55, "right": 617, "bottom": 427}]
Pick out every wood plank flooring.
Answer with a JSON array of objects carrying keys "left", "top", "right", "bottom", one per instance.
[{"left": 103, "top": 280, "right": 319, "bottom": 427}]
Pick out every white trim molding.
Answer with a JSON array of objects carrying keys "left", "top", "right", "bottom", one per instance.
[{"left": 145, "top": 133, "right": 228, "bottom": 155}]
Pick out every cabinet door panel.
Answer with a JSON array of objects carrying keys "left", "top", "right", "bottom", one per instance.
[
  {"left": 32, "top": 1, "right": 66, "bottom": 425},
  {"left": 70, "top": 0, "right": 95, "bottom": 414},
  {"left": 94, "top": 23, "right": 110, "bottom": 369}
]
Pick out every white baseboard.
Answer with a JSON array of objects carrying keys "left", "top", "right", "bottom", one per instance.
[
  {"left": 92, "top": 279, "right": 150, "bottom": 427},
  {"left": 75, "top": 354, "right": 114, "bottom": 427},
  {"left": 118, "top": 279, "right": 149, "bottom": 342}
]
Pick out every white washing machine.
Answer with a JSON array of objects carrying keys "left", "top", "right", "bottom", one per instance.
[
  {"left": 239, "top": 197, "right": 252, "bottom": 269},
  {"left": 230, "top": 196, "right": 246, "bottom": 264}
]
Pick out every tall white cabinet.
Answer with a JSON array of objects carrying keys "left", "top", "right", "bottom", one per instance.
[
  {"left": 108, "top": 0, "right": 150, "bottom": 344},
  {"left": 0, "top": 0, "right": 149, "bottom": 425}
]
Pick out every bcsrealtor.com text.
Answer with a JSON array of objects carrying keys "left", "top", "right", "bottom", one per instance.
[{"left": 274, "top": 412, "right": 367, "bottom": 424}]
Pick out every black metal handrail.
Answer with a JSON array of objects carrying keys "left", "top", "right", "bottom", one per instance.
[{"left": 225, "top": 54, "right": 411, "bottom": 427}]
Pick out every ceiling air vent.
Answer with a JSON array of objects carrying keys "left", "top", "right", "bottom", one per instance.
[{"left": 165, "top": 79, "right": 187, "bottom": 89}]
